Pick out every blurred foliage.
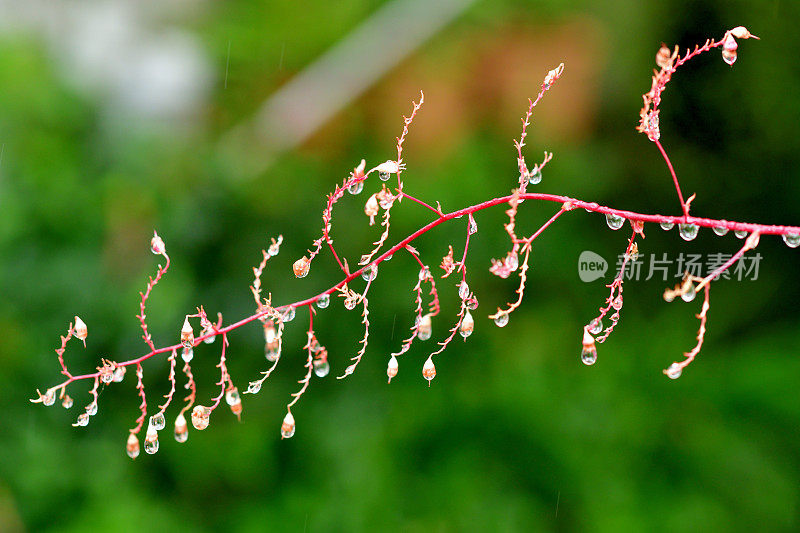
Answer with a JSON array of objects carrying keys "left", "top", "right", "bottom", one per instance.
[{"left": 1, "top": 0, "right": 799, "bottom": 531}]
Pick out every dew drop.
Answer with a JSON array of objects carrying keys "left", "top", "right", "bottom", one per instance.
[
  {"left": 378, "top": 171, "right": 390, "bottom": 181},
  {"left": 422, "top": 357, "right": 436, "bottom": 382},
  {"left": 344, "top": 298, "right": 357, "bottom": 311},
  {"left": 681, "top": 284, "right": 696, "bottom": 302},
  {"left": 265, "top": 343, "right": 280, "bottom": 362},
  {"left": 191, "top": 405, "right": 210, "bottom": 430},
  {"left": 313, "top": 359, "right": 330, "bottom": 378},
  {"left": 611, "top": 295, "right": 623, "bottom": 310},
  {"left": 347, "top": 180, "right": 364, "bottom": 195},
  {"left": 75, "top": 413, "right": 90, "bottom": 427},
  {"left": 293, "top": 257, "right": 310, "bottom": 278},
  {"left": 460, "top": 310, "right": 475, "bottom": 338},
  {"left": 665, "top": 363, "right": 682, "bottom": 379},
  {"left": 267, "top": 242, "right": 280, "bottom": 256},
  {"left": 494, "top": 312, "right": 509, "bottom": 328},
  {"left": 606, "top": 213, "right": 625, "bottom": 230},
  {"left": 181, "top": 346, "right": 194, "bottom": 363},
  {"left": 282, "top": 306, "right": 296, "bottom": 322},
  {"left": 506, "top": 252, "right": 519, "bottom": 271},
  {"left": 101, "top": 372, "right": 113, "bottom": 385},
  {"left": 150, "top": 412, "right": 166, "bottom": 431},
  {"left": 316, "top": 293, "right": 330, "bottom": 309},
  {"left": 246, "top": 381, "right": 262, "bottom": 394},
  {"left": 144, "top": 429, "right": 159, "bottom": 455},
  {"left": 468, "top": 215, "right": 478, "bottom": 235},
  {"left": 458, "top": 281, "right": 470, "bottom": 300},
  {"left": 734, "top": 230, "right": 747, "bottom": 239},
  {"left": 62, "top": 395, "right": 73, "bottom": 409},
  {"left": 361, "top": 264, "right": 378, "bottom": 282},
  {"left": 783, "top": 233, "right": 800, "bottom": 248},
  {"left": 387, "top": 355, "right": 399, "bottom": 382},
  {"left": 466, "top": 297, "right": 479, "bottom": 311},
  {"left": 112, "top": 366, "right": 126, "bottom": 382},
  {"left": 660, "top": 221, "right": 674, "bottom": 231},
  {"left": 281, "top": 411, "right": 296, "bottom": 439},
  {"left": 87, "top": 403, "right": 98, "bottom": 416},
  {"left": 417, "top": 314, "right": 432, "bottom": 341},
  {"left": 588, "top": 318, "right": 603, "bottom": 335},
  {"left": 126, "top": 434, "right": 140, "bottom": 459},
  {"left": 225, "top": 387, "right": 241, "bottom": 406},
  {"left": 722, "top": 48, "right": 737, "bottom": 65},
  {"left": 581, "top": 347, "right": 597, "bottom": 366},
  {"left": 174, "top": 413, "right": 189, "bottom": 443},
  {"left": 42, "top": 390, "right": 55, "bottom": 407},
  {"left": 678, "top": 223, "right": 699, "bottom": 241},
  {"left": 527, "top": 167, "right": 542, "bottom": 185},
  {"left": 713, "top": 226, "right": 729, "bottom": 236},
  {"left": 418, "top": 266, "right": 430, "bottom": 281}
]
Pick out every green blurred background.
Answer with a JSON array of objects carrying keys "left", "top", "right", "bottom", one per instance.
[{"left": 2, "top": 0, "right": 799, "bottom": 531}]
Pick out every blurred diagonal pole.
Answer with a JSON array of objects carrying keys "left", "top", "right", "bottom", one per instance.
[{"left": 219, "top": 0, "right": 477, "bottom": 178}]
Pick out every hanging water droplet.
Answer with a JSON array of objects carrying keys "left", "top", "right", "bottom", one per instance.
[
  {"left": 468, "top": 215, "right": 478, "bottom": 235},
  {"left": 316, "top": 293, "right": 330, "bottom": 309},
  {"left": 460, "top": 310, "right": 475, "bottom": 338},
  {"left": 191, "top": 405, "right": 210, "bottom": 430},
  {"left": 281, "top": 411, "right": 296, "bottom": 439},
  {"left": 713, "top": 226, "right": 729, "bottom": 236},
  {"left": 378, "top": 171, "right": 390, "bottom": 181},
  {"left": 112, "top": 366, "right": 126, "bottom": 382},
  {"left": 783, "top": 233, "right": 800, "bottom": 248},
  {"left": 527, "top": 167, "right": 542, "bottom": 185},
  {"left": 678, "top": 223, "right": 699, "bottom": 241},
  {"left": 203, "top": 330, "right": 216, "bottom": 344},
  {"left": 42, "top": 390, "right": 56, "bottom": 406},
  {"left": 74, "top": 413, "right": 90, "bottom": 427},
  {"left": 292, "top": 257, "right": 310, "bottom": 278},
  {"left": 174, "top": 413, "right": 189, "bottom": 443},
  {"left": 181, "top": 346, "right": 194, "bottom": 363},
  {"left": 611, "top": 295, "right": 623, "bottom": 310},
  {"left": 660, "top": 221, "right": 674, "bottom": 231},
  {"left": 282, "top": 306, "right": 296, "bottom": 322},
  {"left": 418, "top": 266, "right": 430, "bottom": 281},
  {"left": 150, "top": 412, "right": 166, "bottom": 431},
  {"left": 588, "top": 318, "right": 603, "bottom": 335},
  {"left": 126, "top": 434, "right": 140, "bottom": 459},
  {"left": 344, "top": 298, "right": 357, "bottom": 311},
  {"left": 180, "top": 317, "right": 194, "bottom": 348},
  {"left": 150, "top": 233, "right": 166, "bottom": 255},
  {"left": 494, "top": 312, "right": 509, "bottom": 327},
  {"left": 347, "top": 180, "right": 364, "bottom": 195},
  {"left": 722, "top": 48, "right": 737, "bottom": 66},
  {"left": 458, "top": 281, "right": 470, "bottom": 300},
  {"left": 225, "top": 387, "right": 241, "bottom": 406},
  {"left": 246, "top": 380, "right": 262, "bottom": 394},
  {"left": 681, "top": 284, "right": 696, "bottom": 302},
  {"left": 101, "top": 371, "right": 113, "bottom": 385},
  {"left": 313, "top": 359, "right": 330, "bottom": 378},
  {"left": 506, "top": 252, "right": 519, "bottom": 271},
  {"left": 144, "top": 428, "right": 159, "bottom": 455},
  {"left": 734, "top": 230, "right": 747, "bottom": 239},
  {"left": 387, "top": 355, "right": 399, "bottom": 382},
  {"left": 87, "top": 403, "right": 98, "bottom": 416},
  {"left": 422, "top": 357, "right": 436, "bottom": 383},
  {"left": 466, "top": 297, "right": 479, "bottom": 310},
  {"left": 606, "top": 213, "right": 625, "bottom": 230},
  {"left": 417, "top": 314, "right": 432, "bottom": 341},
  {"left": 62, "top": 395, "right": 73, "bottom": 409},
  {"left": 665, "top": 363, "right": 682, "bottom": 379},
  {"left": 267, "top": 242, "right": 280, "bottom": 256},
  {"left": 581, "top": 347, "right": 597, "bottom": 366},
  {"left": 265, "top": 343, "right": 280, "bottom": 362},
  {"left": 361, "top": 264, "right": 378, "bottom": 282}
]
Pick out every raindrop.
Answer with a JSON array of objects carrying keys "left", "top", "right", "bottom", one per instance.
[
  {"left": 42, "top": 390, "right": 55, "bottom": 406},
  {"left": 181, "top": 346, "right": 194, "bottom": 363},
  {"left": 527, "top": 167, "right": 542, "bottom": 185},
  {"left": 665, "top": 363, "right": 682, "bottom": 379},
  {"left": 282, "top": 306, "right": 296, "bottom": 322},
  {"left": 225, "top": 387, "right": 241, "bottom": 406},
  {"left": 75, "top": 413, "right": 90, "bottom": 427},
  {"left": 681, "top": 284, "right": 696, "bottom": 302},
  {"left": 494, "top": 312, "right": 509, "bottom": 327},
  {"left": 361, "top": 264, "right": 378, "bottom": 282},
  {"left": 387, "top": 355, "right": 399, "bottom": 382},
  {"left": 191, "top": 405, "right": 210, "bottom": 430},
  {"left": 246, "top": 381, "right": 262, "bottom": 394},
  {"left": 678, "top": 223, "right": 699, "bottom": 241},
  {"left": 316, "top": 293, "right": 330, "bottom": 309},
  {"left": 588, "top": 318, "right": 603, "bottom": 335},
  {"left": 581, "top": 347, "right": 597, "bottom": 366},
  {"left": 347, "top": 180, "right": 364, "bottom": 195},
  {"left": 62, "top": 395, "right": 73, "bottom": 409},
  {"left": 281, "top": 411, "right": 296, "bottom": 439},
  {"left": 144, "top": 429, "right": 159, "bottom": 455},
  {"left": 417, "top": 314, "right": 432, "bottom": 341},
  {"left": 126, "top": 434, "right": 140, "bottom": 459},
  {"left": 459, "top": 310, "right": 475, "bottom": 338},
  {"left": 378, "top": 171, "right": 390, "bottom": 181},
  {"left": 87, "top": 403, "right": 98, "bottom": 416},
  {"left": 783, "top": 233, "right": 800, "bottom": 248},
  {"left": 150, "top": 412, "right": 166, "bottom": 431},
  {"left": 313, "top": 359, "right": 330, "bottom": 378},
  {"left": 606, "top": 213, "right": 625, "bottom": 230},
  {"left": 660, "top": 221, "right": 674, "bottom": 231},
  {"left": 112, "top": 366, "right": 126, "bottom": 382},
  {"left": 713, "top": 226, "right": 729, "bottom": 236},
  {"left": 458, "top": 281, "right": 470, "bottom": 300},
  {"left": 422, "top": 357, "right": 436, "bottom": 382},
  {"left": 734, "top": 230, "right": 748, "bottom": 239},
  {"left": 174, "top": 413, "right": 188, "bottom": 443}
]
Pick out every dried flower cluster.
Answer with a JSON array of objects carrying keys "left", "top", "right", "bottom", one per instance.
[{"left": 32, "top": 27, "right": 800, "bottom": 459}]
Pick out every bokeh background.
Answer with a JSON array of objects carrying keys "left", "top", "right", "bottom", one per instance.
[{"left": 1, "top": 0, "right": 799, "bottom": 531}]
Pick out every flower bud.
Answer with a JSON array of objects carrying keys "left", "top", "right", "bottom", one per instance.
[{"left": 150, "top": 231, "right": 166, "bottom": 255}]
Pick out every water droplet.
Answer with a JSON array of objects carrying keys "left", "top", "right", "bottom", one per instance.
[
  {"left": 42, "top": 390, "right": 55, "bottom": 406},
  {"left": 460, "top": 310, "right": 475, "bottom": 338},
  {"left": 86, "top": 403, "right": 98, "bottom": 416},
  {"left": 203, "top": 331, "right": 216, "bottom": 344},
  {"left": 191, "top": 405, "right": 210, "bottom": 430},
  {"left": 422, "top": 357, "right": 436, "bottom": 382},
  {"left": 611, "top": 295, "right": 623, "bottom": 310},
  {"left": 347, "top": 180, "right": 364, "bottom": 195},
  {"left": 660, "top": 221, "right": 674, "bottom": 231},
  {"left": 344, "top": 298, "right": 357, "bottom": 311},
  {"left": 313, "top": 359, "right": 330, "bottom": 378},
  {"left": 75, "top": 413, "right": 90, "bottom": 427},
  {"left": 225, "top": 387, "right": 241, "bottom": 406},
  {"left": 606, "top": 213, "right": 625, "bottom": 230},
  {"left": 713, "top": 226, "right": 729, "bottom": 236},
  {"left": 527, "top": 167, "right": 542, "bottom": 185},
  {"left": 282, "top": 306, "right": 296, "bottom": 322},
  {"left": 665, "top": 363, "right": 682, "bottom": 379},
  {"left": 378, "top": 171, "right": 390, "bottom": 182},
  {"left": 458, "top": 281, "right": 470, "bottom": 300},
  {"left": 293, "top": 257, "right": 310, "bottom": 278},
  {"left": 783, "top": 233, "right": 800, "bottom": 248},
  {"left": 181, "top": 346, "right": 194, "bottom": 363},
  {"left": 180, "top": 317, "right": 194, "bottom": 348},
  {"left": 361, "top": 264, "right": 378, "bottom": 282},
  {"left": 112, "top": 366, "right": 126, "bottom": 382},
  {"left": 722, "top": 48, "right": 737, "bottom": 65},
  {"left": 174, "top": 413, "right": 188, "bottom": 443},
  {"left": 267, "top": 242, "right": 280, "bottom": 256},
  {"left": 62, "top": 395, "right": 73, "bottom": 409},
  {"left": 581, "top": 347, "right": 597, "bottom": 365},
  {"left": 417, "top": 314, "right": 432, "bottom": 340},
  {"left": 681, "top": 284, "right": 696, "bottom": 302},
  {"left": 387, "top": 355, "right": 399, "bottom": 382},
  {"left": 246, "top": 381, "right": 262, "bottom": 394},
  {"left": 150, "top": 412, "right": 166, "bottom": 431},
  {"left": 150, "top": 234, "right": 165, "bottom": 255},
  {"left": 506, "top": 252, "right": 519, "bottom": 271},
  {"left": 418, "top": 266, "right": 430, "bottom": 281},
  {"left": 588, "top": 318, "right": 603, "bottom": 335},
  {"left": 144, "top": 429, "right": 159, "bottom": 455},
  {"left": 466, "top": 297, "right": 479, "bottom": 311},
  {"left": 126, "top": 434, "right": 140, "bottom": 459},
  {"left": 316, "top": 293, "right": 330, "bottom": 308},
  {"left": 101, "top": 371, "right": 113, "bottom": 384},
  {"left": 678, "top": 223, "right": 699, "bottom": 241},
  {"left": 494, "top": 312, "right": 509, "bottom": 327},
  {"left": 734, "top": 230, "right": 747, "bottom": 239},
  {"left": 281, "top": 411, "right": 296, "bottom": 439},
  {"left": 468, "top": 215, "right": 478, "bottom": 235}
]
